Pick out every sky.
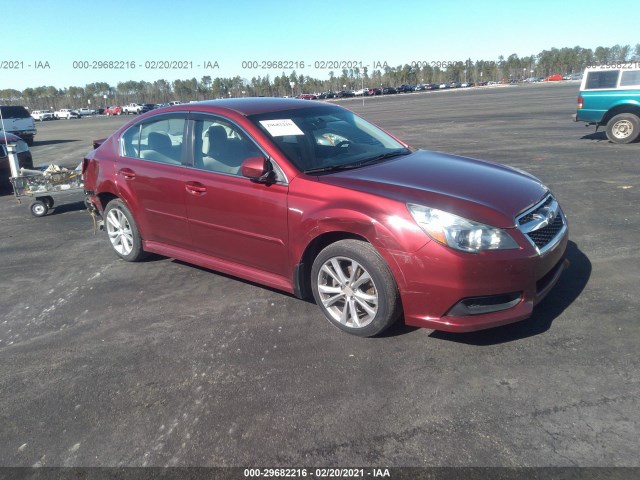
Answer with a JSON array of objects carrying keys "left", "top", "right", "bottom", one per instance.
[{"left": 0, "top": 0, "right": 637, "bottom": 91}]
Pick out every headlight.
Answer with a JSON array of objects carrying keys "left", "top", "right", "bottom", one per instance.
[
  {"left": 14, "top": 140, "right": 29, "bottom": 154},
  {"left": 407, "top": 204, "right": 518, "bottom": 253}
]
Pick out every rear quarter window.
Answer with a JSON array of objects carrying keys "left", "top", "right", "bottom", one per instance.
[
  {"left": 620, "top": 70, "right": 640, "bottom": 87},
  {"left": 0, "top": 106, "right": 31, "bottom": 118},
  {"left": 585, "top": 70, "right": 619, "bottom": 89}
]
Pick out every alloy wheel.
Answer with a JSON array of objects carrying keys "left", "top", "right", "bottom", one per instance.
[
  {"left": 316, "top": 256, "right": 379, "bottom": 329},
  {"left": 106, "top": 208, "right": 134, "bottom": 256}
]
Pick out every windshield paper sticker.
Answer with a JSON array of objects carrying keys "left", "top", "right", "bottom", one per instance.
[{"left": 259, "top": 119, "right": 304, "bottom": 136}]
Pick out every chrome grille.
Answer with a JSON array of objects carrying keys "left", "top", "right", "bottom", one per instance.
[{"left": 517, "top": 194, "right": 567, "bottom": 254}]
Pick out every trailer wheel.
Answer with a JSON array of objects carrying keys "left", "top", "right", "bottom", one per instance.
[
  {"left": 42, "top": 196, "right": 54, "bottom": 209},
  {"left": 30, "top": 200, "right": 49, "bottom": 217}
]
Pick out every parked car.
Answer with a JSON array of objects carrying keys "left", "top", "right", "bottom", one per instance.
[
  {"left": 31, "top": 110, "right": 54, "bottom": 121},
  {"left": 83, "top": 98, "right": 568, "bottom": 337},
  {"left": 105, "top": 106, "right": 123, "bottom": 116},
  {"left": 397, "top": 85, "right": 415, "bottom": 93},
  {"left": 297, "top": 94, "right": 318, "bottom": 100},
  {"left": 76, "top": 108, "right": 95, "bottom": 116},
  {"left": 54, "top": 108, "right": 80, "bottom": 119},
  {"left": 123, "top": 103, "right": 145, "bottom": 114},
  {"left": 141, "top": 104, "right": 157, "bottom": 113},
  {"left": 382, "top": 87, "right": 397, "bottom": 94},
  {"left": 575, "top": 66, "right": 640, "bottom": 143},
  {"left": 0, "top": 132, "right": 33, "bottom": 190},
  {"left": 0, "top": 105, "right": 37, "bottom": 146},
  {"left": 336, "top": 90, "right": 355, "bottom": 98},
  {"left": 545, "top": 74, "right": 564, "bottom": 82}
]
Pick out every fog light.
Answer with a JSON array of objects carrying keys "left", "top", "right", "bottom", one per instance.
[{"left": 447, "top": 292, "right": 522, "bottom": 317}]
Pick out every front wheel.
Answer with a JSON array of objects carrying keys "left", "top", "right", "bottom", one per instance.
[
  {"left": 606, "top": 113, "right": 640, "bottom": 144},
  {"left": 310, "top": 240, "right": 402, "bottom": 337},
  {"left": 30, "top": 200, "right": 48, "bottom": 217},
  {"left": 104, "top": 199, "right": 146, "bottom": 261}
]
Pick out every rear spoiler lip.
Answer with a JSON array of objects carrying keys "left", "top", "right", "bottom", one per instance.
[{"left": 93, "top": 138, "right": 107, "bottom": 149}]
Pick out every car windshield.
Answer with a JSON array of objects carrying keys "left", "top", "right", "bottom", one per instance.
[{"left": 248, "top": 105, "right": 410, "bottom": 173}]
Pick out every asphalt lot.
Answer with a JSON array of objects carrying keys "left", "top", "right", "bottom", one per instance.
[{"left": 1, "top": 83, "right": 639, "bottom": 469}]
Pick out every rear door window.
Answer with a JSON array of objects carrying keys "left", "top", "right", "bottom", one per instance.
[{"left": 121, "top": 116, "right": 186, "bottom": 165}]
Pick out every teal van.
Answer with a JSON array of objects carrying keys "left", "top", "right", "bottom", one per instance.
[{"left": 575, "top": 66, "right": 640, "bottom": 143}]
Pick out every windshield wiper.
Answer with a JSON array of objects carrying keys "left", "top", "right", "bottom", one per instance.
[
  {"left": 304, "top": 163, "right": 362, "bottom": 174},
  {"left": 304, "top": 149, "right": 411, "bottom": 175},
  {"left": 357, "top": 149, "right": 411, "bottom": 166}
]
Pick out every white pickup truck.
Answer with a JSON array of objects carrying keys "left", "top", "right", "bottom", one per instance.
[
  {"left": 123, "top": 103, "right": 144, "bottom": 114},
  {"left": 76, "top": 108, "right": 95, "bottom": 116},
  {"left": 31, "top": 110, "right": 55, "bottom": 121},
  {"left": 54, "top": 108, "right": 80, "bottom": 119}
]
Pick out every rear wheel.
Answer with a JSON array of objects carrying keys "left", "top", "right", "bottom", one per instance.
[
  {"left": 311, "top": 240, "right": 402, "bottom": 337},
  {"left": 606, "top": 113, "right": 640, "bottom": 144},
  {"left": 104, "top": 199, "right": 146, "bottom": 261}
]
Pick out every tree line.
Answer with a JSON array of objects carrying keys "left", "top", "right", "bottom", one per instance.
[{"left": 1, "top": 44, "right": 639, "bottom": 110}]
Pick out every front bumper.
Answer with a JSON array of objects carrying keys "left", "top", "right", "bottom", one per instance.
[{"left": 389, "top": 228, "right": 569, "bottom": 333}]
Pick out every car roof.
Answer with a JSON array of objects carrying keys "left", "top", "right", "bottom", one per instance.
[{"left": 161, "top": 97, "right": 335, "bottom": 117}]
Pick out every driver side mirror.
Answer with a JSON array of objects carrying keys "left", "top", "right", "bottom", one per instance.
[{"left": 241, "top": 156, "right": 274, "bottom": 183}]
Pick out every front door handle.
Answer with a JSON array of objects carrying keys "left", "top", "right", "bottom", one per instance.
[
  {"left": 185, "top": 181, "right": 207, "bottom": 195},
  {"left": 118, "top": 168, "right": 136, "bottom": 180}
]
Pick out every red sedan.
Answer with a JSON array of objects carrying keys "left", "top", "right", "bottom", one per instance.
[{"left": 83, "top": 98, "right": 568, "bottom": 337}]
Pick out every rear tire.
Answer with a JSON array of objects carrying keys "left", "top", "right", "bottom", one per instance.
[
  {"left": 104, "top": 199, "right": 146, "bottom": 262},
  {"left": 311, "top": 240, "right": 402, "bottom": 337},
  {"left": 606, "top": 113, "right": 640, "bottom": 144}
]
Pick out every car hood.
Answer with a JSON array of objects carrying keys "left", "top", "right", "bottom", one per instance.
[
  {"left": 317, "top": 150, "right": 549, "bottom": 228},
  {"left": 0, "top": 132, "right": 21, "bottom": 144}
]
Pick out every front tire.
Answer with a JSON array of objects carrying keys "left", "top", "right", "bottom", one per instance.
[
  {"left": 310, "top": 240, "right": 402, "bottom": 337},
  {"left": 606, "top": 113, "right": 640, "bottom": 144},
  {"left": 104, "top": 199, "right": 146, "bottom": 261},
  {"left": 30, "top": 200, "right": 48, "bottom": 217}
]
